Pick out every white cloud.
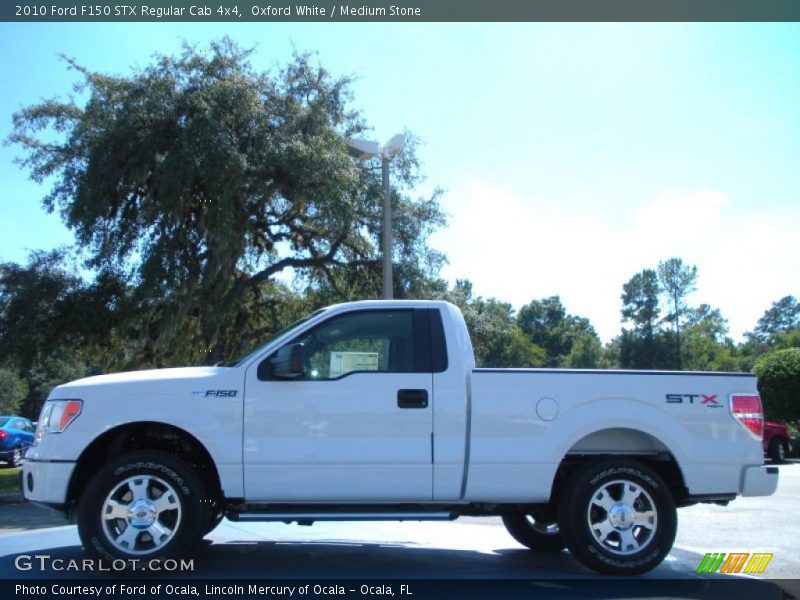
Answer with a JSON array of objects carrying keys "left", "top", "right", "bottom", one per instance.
[{"left": 429, "top": 181, "right": 800, "bottom": 343}]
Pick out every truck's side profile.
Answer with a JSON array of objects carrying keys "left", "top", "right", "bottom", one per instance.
[{"left": 23, "top": 300, "right": 778, "bottom": 574}]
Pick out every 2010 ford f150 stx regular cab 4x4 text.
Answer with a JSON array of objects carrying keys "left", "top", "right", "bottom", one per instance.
[{"left": 23, "top": 300, "right": 778, "bottom": 574}]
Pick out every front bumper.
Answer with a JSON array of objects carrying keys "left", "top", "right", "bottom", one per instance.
[
  {"left": 22, "top": 459, "right": 76, "bottom": 505},
  {"left": 740, "top": 465, "right": 779, "bottom": 497}
]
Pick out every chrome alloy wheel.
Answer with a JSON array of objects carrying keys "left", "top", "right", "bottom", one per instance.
[
  {"left": 587, "top": 479, "right": 657, "bottom": 556},
  {"left": 101, "top": 475, "right": 182, "bottom": 555}
]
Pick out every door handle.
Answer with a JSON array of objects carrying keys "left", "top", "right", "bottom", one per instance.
[{"left": 397, "top": 389, "right": 428, "bottom": 409}]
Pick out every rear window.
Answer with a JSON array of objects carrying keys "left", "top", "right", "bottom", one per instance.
[{"left": 0, "top": 418, "right": 9, "bottom": 427}]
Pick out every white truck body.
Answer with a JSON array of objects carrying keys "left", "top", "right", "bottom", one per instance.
[{"left": 22, "top": 299, "right": 778, "bottom": 574}]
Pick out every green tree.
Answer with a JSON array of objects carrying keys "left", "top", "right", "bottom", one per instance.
[
  {"left": 657, "top": 257, "right": 698, "bottom": 369},
  {"left": 754, "top": 349, "right": 800, "bottom": 425},
  {"left": 0, "top": 367, "right": 28, "bottom": 415},
  {"left": 22, "top": 353, "right": 91, "bottom": 419},
  {"left": 502, "top": 329, "right": 547, "bottom": 368},
  {"left": 751, "top": 296, "right": 800, "bottom": 344},
  {"left": 738, "top": 296, "right": 800, "bottom": 370},
  {"left": 438, "top": 280, "right": 546, "bottom": 368},
  {"left": 517, "top": 296, "right": 599, "bottom": 367},
  {"left": 9, "top": 39, "right": 445, "bottom": 365},
  {"left": 680, "top": 304, "right": 739, "bottom": 372},
  {"left": 773, "top": 328, "right": 800, "bottom": 351},
  {"left": 563, "top": 331, "right": 603, "bottom": 368},
  {"left": 0, "top": 250, "right": 127, "bottom": 371},
  {"left": 619, "top": 269, "right": 662, "bottom": 369}
]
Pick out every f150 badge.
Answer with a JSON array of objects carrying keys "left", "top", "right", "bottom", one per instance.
[
  {"left": 666, "top": 393, "right": 722, "bottom": 407},
  {"left": 192, "top": 390, "right": 238, "bottom": 397}
]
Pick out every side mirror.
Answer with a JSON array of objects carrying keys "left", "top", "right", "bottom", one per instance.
[{"left": 270, "top": 343, "right": 305, "bottom": 379}]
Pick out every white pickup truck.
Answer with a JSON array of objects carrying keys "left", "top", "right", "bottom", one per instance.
[{"left": 23, "top": 300, "right": 778, "bottom": 574}]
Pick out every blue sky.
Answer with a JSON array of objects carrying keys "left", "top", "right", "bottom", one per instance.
[{"left": 1, "top": 22, "right": 798, "bottom": 341}]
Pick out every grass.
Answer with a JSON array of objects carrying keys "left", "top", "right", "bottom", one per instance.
[{"left": 0, "top": 467, "right": 20, "bottom": 494}]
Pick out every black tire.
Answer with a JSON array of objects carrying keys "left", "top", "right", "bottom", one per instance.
[
  {"left": 202, "top": 510, "right": 224, "bottom": 537},
  {"left": 77, "top": 451, "right": 209, "bottom": 563},
  {"left": 502, "top": 514, "right": 566, "bottom": 552},
  {"left": 768, "top": 438, "right": 788, "bottom": 464},
  {"left": 10, "top": 447, "right": 23, "bottom": 468},
  {"left": 557, "top": 459, "right": 677, "bottom": 575}
]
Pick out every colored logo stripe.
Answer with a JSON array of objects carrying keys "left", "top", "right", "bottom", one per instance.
[
  {"left": 697, "top": 552, "right": 773, "bottom": 574},
  {"left": 697, "top": 553, "right": 724, "bottom": 573},
  {"left": 744, "top": 553, "right": 773, "bottom": 574},
  {"left": 720, "top": 553, "right": 749, "bottom": 573}
]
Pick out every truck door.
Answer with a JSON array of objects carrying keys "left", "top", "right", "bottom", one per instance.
[{"left": 243, "top": 308, "right": 434, "bottom": 502}]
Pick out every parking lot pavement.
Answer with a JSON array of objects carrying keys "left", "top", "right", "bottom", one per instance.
[
  {"left": 0, "top": 496, "right": 68, "bottom": 534},
  {"left": 0, "top": 520, "right": 792, "bottom": 599},
  {"left": 673, "top": 460, "right": 799, "bottom": 580}
]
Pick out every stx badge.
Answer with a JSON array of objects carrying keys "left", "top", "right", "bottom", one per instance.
[{"left": 666, "top": 394, "right": 722, "bottom": 407}]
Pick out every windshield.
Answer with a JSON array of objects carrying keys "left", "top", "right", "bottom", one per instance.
[{"left": 223, "top": 308, "right": 328, "bottom": 367}]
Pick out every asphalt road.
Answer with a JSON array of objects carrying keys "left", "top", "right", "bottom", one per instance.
[{"left": 0, "top": 461, "right": 796, "bottom": 598}]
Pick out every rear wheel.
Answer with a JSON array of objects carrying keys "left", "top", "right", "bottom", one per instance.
[
  {"left": 502, "top": 514, "right": 565, "bottom": 552},
  {"left": 768, "top": 438, "right": 788, "bottom": 463},
  {"left": 557, "top": 459, "right": 677, "bottom": 575},
  {"left": 77, "top": 451, "right": 208, "bottom": 562}
]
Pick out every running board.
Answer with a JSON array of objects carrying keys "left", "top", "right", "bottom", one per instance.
[{"left": 228, "top": 511, "right": 456, "bottom": 522}]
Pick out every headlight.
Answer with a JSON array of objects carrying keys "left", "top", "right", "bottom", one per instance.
[{"left": 34, "top": 399, "right": 82, "bottom": 445}]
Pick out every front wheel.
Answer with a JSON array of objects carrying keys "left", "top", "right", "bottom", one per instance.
[
  {"left": 202, "top": 510, "right": 224, "bottom": 537},
  {"left": 77, "top": 451, "right": 208, "bottom": 562},
  {"left": 557, "top": 459, "right": 677, "bottom": 575},
  {"left": 502, "top": 514, "right": 566, "bottom": 552}
]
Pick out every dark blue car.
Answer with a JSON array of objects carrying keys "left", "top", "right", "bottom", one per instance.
[{"left": 0, "top": 416, "right": 35, "bottom": 468}]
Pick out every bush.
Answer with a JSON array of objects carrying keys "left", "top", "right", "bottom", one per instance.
[{"left": 754, "top": 348, "right": 800, "bottom": 424}]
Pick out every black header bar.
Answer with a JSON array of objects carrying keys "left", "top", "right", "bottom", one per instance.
[
  {"left": 1, "top": 578, "right": 793, "bottom": 600},
  {"left": 4, "top": 0, "right": 800, "bottom": 22}
]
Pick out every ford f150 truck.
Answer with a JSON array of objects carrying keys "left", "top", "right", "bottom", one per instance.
[{"left": 23, "top": 300, "right": 778, "bottom": 574}]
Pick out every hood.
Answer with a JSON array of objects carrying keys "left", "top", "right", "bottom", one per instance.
[{"left": 54, "top": 366, "right": 228, "bottom": 390}]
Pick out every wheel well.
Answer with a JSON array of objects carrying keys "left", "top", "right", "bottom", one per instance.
[
  {"left": 550, "top": 428, "right": 689, "bottom": 506},
  {"left": 67, "top": 422, "right": 223, "bottom": 507}
]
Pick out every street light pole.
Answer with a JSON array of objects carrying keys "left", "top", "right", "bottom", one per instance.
[
  {"left": 347, "top": 134, "right": 406, "bottom": 300},
  {"left": 381, "top": 154, "right": 392, "bottom": 300}
]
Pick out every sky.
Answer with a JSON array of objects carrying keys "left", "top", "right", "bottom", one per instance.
[{"left": 1, "top": 22, "right": 798, "bottom": 342}]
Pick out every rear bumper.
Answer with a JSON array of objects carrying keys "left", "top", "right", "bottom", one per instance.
[
  {"left": 740, "top": 465, "right": 779, "bottom": 497},
  {"left": 21, "top": 459, "right": 75, "bottom": 505}
]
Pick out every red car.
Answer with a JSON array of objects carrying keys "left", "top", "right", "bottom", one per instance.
[{"left": 764, "top": 420, "right": 792, "bottom": 463}]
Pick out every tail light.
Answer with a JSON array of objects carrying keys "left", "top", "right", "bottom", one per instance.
[
  {"left": 730, "top": 393, "right": 764, "bottom": 440},
  {"left": 34, "top": 400, "right": 83, "bottom": 445},
  {"left": 0, "top": 430, "right": 6, "bottom": 440}
]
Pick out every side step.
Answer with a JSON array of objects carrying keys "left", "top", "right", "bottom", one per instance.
[{"left": 228, "top": 511, "right": 456, "bottom": 523}]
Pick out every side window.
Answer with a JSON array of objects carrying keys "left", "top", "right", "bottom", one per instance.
[
  {"left": 25, "top": 420, "right": 36, "bottom": 433},
  {"left": 13, "top": 419, "right": 26, "bottom": 431},
  {"left": 291, "top": 310, "right": 416, "bottom": 380}
]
